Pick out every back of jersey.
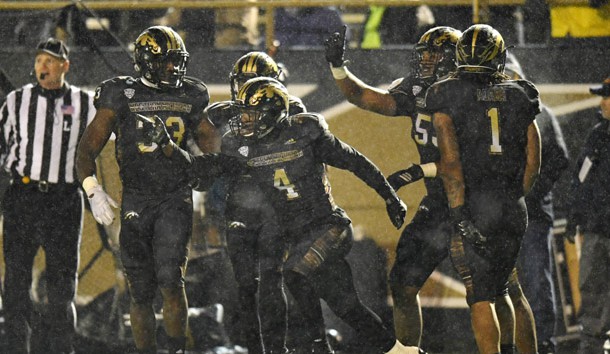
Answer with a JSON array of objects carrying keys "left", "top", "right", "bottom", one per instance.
[{"left": 426, "top": 74, "right": 540, "bottom": 195}]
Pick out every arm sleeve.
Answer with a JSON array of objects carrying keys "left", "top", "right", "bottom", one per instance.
[
  {"left": 566, "top": 128, "right": 598, "bottom": 225},
  {"left": 313, "top": 129, "right": 397, "bottom": 201},
  {"left": 527, "top": 107, "right": 569, "bottom": 201}
]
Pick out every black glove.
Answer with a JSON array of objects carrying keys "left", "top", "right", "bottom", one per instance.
[
  {"left": 387, "top": 164, "right": 425, "bottom": 191},
  {"left": 136, "top": 113, "right": 170, "bottom": 147},
  {"left": 324, "top": 25, "right": 347, "bottom": 67},
  {"left": 386, "top": 197, "right": 407, "bottom": 229},
  {"left": 450, "top": 205, "right": 487, "bottom": 250}
]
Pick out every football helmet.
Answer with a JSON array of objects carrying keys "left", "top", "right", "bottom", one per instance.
[
  {"left": 229, "top": 51, "right": 282, "bottom": 100},
  {"left": 230, "top": 77, "right": 289, "bottom": 139},
  {"left": 414, "top": 26, "right": 462, "bottom": 81},
  {"left": 133, "top": 26, "right": 189, "bottom": 89},
  {"left": 456, "top": 24, "right": 506, "bottom": 74}
]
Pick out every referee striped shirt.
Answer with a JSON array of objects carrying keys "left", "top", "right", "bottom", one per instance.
[{"left": 0, "top": 82, "right": 95, "bottom": 184}]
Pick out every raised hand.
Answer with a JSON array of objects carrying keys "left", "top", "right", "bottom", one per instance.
[
  {"left": 324, "top": 25, "right": 347, "bottom": 67},
  {"left": 136, "top": 113, "right": 170, "bottom": 147}
]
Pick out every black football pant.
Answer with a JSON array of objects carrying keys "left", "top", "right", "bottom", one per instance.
[
  {"left": 2, "top": 183, "right": 82, "bottom": 354},
  {"left": 225, "top": 217, "right": 287, "bottom": 354},
  {"left": 284, "top": 224, "right": 396, "bottom": 353}
]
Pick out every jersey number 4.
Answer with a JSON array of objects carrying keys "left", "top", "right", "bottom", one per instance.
[{"left": 274, "top": 168, "right": 300, "bottom": 200}]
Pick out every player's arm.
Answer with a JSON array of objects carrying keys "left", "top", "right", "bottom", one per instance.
[
  {"left": 76, "top": 107, "right": 116, "bottom": 183},
  {"left": 313, "top": 128, "right": 406, "bottom": 229},
  {"left": 324, "top": 25, "right": 397, "bottom": 116},
  {"left": 432, "top": 112, "right": 464, "bottom": 208},
  {"left": 195, "top": 111, "right": 221, "bottom": 153},
  {"left": 136, "top": 114, "right": 244, "bottom": 179},
  {"left": 387, "top": 162, "right": 438, "bottom": 191},
  {"left": 76, "top": 107, "right": 119, "bottom": 225},
  {"left": 523, "top": 120, "right": 541, "bottom": 196},
  {"left": 433, "top": 111, "right": 487, "bottom": 249}
]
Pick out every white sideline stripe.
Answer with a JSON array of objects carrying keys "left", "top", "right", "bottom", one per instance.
[
  {"left": 207, "top": 83, "right": 317, "bottom": 98},
  {"left": 321, "top": 101, "right": 358, "bottom": 120},
  {"left": 428, "top": 270, "right": 467, "bottom": 295},
  {"left": 420, "top": 271, "right": 468, "bottom": 308},
  {"left": 536, "top": 83, "right": 595, "bottom": 94},
  {"left": 322, "top": 83, "right": 393, "bottom": 120},
  {"left": 552, "top": 97, "right": 601, "bottom": 116},
  {"left": 420, "top": 296, "right": 469, "bottom": 308}
]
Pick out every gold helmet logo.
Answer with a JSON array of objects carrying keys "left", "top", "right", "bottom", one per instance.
[
  {"left": 137, "top": 33, "right": 161, "bottom": 55},
  {"left": 248, "top": 85, "right": 283, "bottom": 107}
]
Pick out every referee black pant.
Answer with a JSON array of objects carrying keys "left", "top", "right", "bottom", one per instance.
[{"left": 2, "top": 181, "right": 83, "bottom": 354}]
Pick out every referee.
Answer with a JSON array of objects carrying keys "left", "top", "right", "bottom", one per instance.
[{"left": 0, "top": 38, "right": 95, "bottom": 354}]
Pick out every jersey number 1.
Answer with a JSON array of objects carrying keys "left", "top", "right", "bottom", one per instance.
[{"left": 488, "top": 108, "right": 502, "bottom": 154}]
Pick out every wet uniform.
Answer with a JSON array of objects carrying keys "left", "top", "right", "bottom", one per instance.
[
  {"left": 206, "top": 97, "right": 305, "bottom": 353},
  {"left": 208, "top": 112, "right": 400, "bottom": 352},
  {"left": 94, "top": 75, "right": 208, "bottom": 301},
  {"left": 426, "top": 74, "right": 540, "bottom": 304},
  {"left": 387, "top": 76, "right": 452, "bottom": 290}
]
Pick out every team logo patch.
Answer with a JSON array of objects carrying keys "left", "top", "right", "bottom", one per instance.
[
  {"left": 238, "top": 146, "right": 249, "bottom": 157},
  {"left": 124, "top": 88, "right": 135, "bottom": 99},
  {"left": 412, "top": 85, "right": 423, "bottom": 96},
  {"left": 124, "top": 211, "right": 139, "bottom": 220}
]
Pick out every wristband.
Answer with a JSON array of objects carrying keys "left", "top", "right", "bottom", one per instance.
[
  {"left": 421, "top": 162, "right": 437, "bottom": 178},
  {"left": 82, "top": 176, "right": 100, "bottom": 196},
  {"left": 330, "top": 64, "right": 349, "bottom": 80}
]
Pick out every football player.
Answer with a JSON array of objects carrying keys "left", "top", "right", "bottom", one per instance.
[
  {"left": 426, "top": 24, "right": 541, "bottom": 354},
  {"left": 325, "top": 25, "right": 457, "bottom": 348},
  {"left": 325, "top": 25, "right": 538, "bottom": 354},
  {"left": 205, "top": 51, "right": 306, "bottom": 354},
  {"left": 76, "top": 26, "right": 218, "bottom": 354},
  {"left": 138, "top": 78, "right": 427, "bottom": 354}
]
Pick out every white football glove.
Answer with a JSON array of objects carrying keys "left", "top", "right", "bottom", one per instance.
[{"left": 83, "top": 176, "right": 118, "bottom": 225}]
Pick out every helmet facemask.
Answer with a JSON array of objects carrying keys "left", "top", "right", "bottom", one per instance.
[
  {"left": 413, "top": 26, "right": 461, "bottom": 83},
  {"left": 230, "top": 77, "right": 289, "bottom": 140}
]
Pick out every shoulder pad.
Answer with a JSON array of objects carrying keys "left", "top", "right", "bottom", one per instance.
[
  {"left": 513, "top": 79, "right": 540, "bottom": 101},
  {"left": 94, "top": 76, "right": 136, "bottom": 106},
  {"left": 424, "top": 77, "right": 458, "bottom": 111},
  {"left": 100, "top": 76, "right": 137, "bottom": 87},
  {"left": 205, "top": 100, "right": 236, "bottom": 126},
  {"left": 205, "top": 100, "right": 233, "bottom": 114},
  {"left": 182, "top": 76, "right": 208, "bottom": 94},
  {"left": 290, "top": 113, "right": 328, "bottom": 130},
  {"left": 288, "top": 95, "right": 307, "bottom": 115},
  {"left": 387, "top": 77, "right": 405, "bottom": 91}
]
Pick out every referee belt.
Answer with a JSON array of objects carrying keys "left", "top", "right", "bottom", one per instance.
[{"left": 11, "top": 175, "right": 79, "bottom": 193}]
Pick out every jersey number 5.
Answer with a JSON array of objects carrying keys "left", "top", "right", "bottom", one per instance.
[{"left": 274, "top": 168, "right": 300, "bottom": 200}]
